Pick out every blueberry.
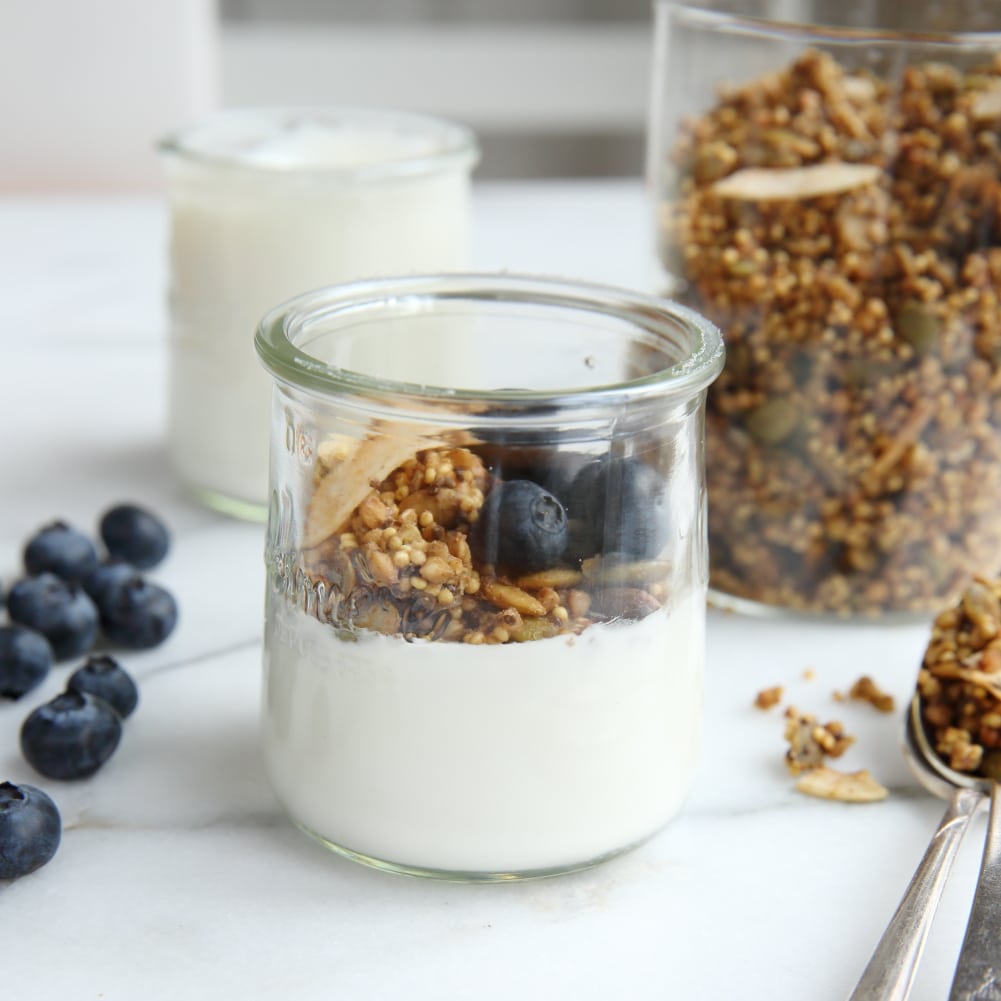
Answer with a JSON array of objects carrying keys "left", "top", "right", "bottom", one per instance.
[
  {"left": 0, "top": 782, "right": 61, "bottom": 880},
  {"left": 570, "top": 457, "right": 668, "bottom": 560},
  {"left": 7, "top": 574, "right": 99, "bottom": 661},
  {"left": 81, "top": 560, "right": 138, "bottom": 606},
  {"left": 99, "top": 504, "right": 170, "bottom": 570},
  {"left": 0, "top": 626, "right": 53, "bottom": 700},
  {"left": 471, "top": 479, "right": 568, "bottom": 574},
  {"left": 99, "top": 578, "right": 178, "bottom": 649},
  {"left": 66, "top": 655, "right": 138, "bottom": 719},
  {"left": 20, "top": 691, "right": 122, "bottom": 780},
  {"left": 23, "top": 521, "right": 99, "bottom": 585}
]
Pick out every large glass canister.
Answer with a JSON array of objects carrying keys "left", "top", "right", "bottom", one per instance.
[
  {"left": 159, "top": 108, "right": 478, "bottom": 520},
  {"left": 255, "top": 274, "right": 723, "bottom": 880},
  {"left": 649, "top": 0, "right": 1001, "bottom": 616}
]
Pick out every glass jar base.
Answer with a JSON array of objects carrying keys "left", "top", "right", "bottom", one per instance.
[
  {"left": 294, "top": 820, "right": 653, "bottom": 883},
  {"left": 707, "top": 587, "right": 934, "bottom": 625},
  {"left": 183, "top": 482, "right": 267, "bottom": 523}
]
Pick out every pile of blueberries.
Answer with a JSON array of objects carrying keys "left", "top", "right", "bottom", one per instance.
[{"left": 0, "top": 504, "right": 177, "bottom": 882}]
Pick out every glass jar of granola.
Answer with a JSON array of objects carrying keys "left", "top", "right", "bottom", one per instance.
[
  {"left": 649, "top": 0, "right": 1001, "bottom": 616},
  {"left": 254, "top": 274, "right": 723, "bottom": 880}
]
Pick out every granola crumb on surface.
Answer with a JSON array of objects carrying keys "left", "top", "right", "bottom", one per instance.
[
  {"left": 754, "top": 685, "right": 784, "bottom": 710},
  {"left": 849, "top": 676, "right": 896, "bottom": 713}
]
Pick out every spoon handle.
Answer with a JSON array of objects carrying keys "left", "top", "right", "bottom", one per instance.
[
  {"left": 847, "top": 785, "right": 983, "bottom": 1001},
  {"left": 948, "top": 781, "right": 1001, "bottom": 1000}
]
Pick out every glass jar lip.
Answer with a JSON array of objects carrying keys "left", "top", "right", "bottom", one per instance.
[
  {"left": 656, "top": 0, "right": 1001, "bottom": 46},
  {"left": 157, "top": 106, "right": 480, "bottom": 181},
  {"left": 254, "top": 273, "right": 724, "bottom": 415}
]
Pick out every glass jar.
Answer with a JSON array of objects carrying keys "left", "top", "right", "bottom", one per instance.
[
  {"left": 649, "top": 0, "right": 1001, "bottom": 616},
  {"left": 255, "top": 274, "right": 723, "bottom": 881},
  {"left": 159, "top": 108, "right": 479, "bottom": 520}
]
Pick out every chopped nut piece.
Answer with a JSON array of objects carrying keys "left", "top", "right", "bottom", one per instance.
[
  {"left": 794, "top": 766, "right": 889, "bottom": 803},
  {"left": 754, "top": 686, "right": 783, "bottom": 710},
  {"left": 849, "top": 676, "right": 896, "bottom": 713},
  {"left": 783, "top": 706, "right": 855, "bottom": 775}
]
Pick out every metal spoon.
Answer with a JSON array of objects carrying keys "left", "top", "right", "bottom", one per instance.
[
  {"left": 906, "top": 695, "right": 1001, "bottom": 1001},
  {"left": 846, "top": 695, "right": 987, "bottom": 1001}
]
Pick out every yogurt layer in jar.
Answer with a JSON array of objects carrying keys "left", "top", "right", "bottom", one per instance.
[{"left": 255, "top": 275, "right": 724, "bottom": 880}]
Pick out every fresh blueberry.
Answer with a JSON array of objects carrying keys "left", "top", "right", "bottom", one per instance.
[
  {"left": 570, "top": 457, "right": 668, "bottom": 560},
  {"left": 0, "top": 782, "right": 61, "bottom": 880},
  {"left": 7, "top": 574, "right": 99, "bottom": 661},
  {"left": 99, "top": 504, "right": 170, "bottom": 570},
  {"left": 23, "top": 521, "right": 99, "bottom": 585},
  {"left": 471, "top": 479, "right": 568, "bottom": 573},
  {"left": 99, "top": 578, "right": 178, "bottom": 649},
  {"left": 66, "top": 655, "right": 138, "bottom": 719},
  {"left": 20, "top": 691, "right": 122, "bottom": 780},
  {"left": 0, "top": 626, "right": 53, "bottom": 700},
  {"left": 81, "top": 560, "right": 138, "bottom": 606}
]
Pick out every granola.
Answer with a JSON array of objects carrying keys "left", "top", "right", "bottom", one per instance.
[
  {"left": 296, "top": 443, "right": 672, "bottom": 644},
  {"left": 660, "top": 48, "right": 1001, "bottom": 615},
  {"left": 918, "top": 575, "right": 1001, "bottom": 776}
]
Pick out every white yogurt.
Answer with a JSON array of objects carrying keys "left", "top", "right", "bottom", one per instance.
[
  {"left": 263, "top": 593, "right": 704, "bottom": 876},
  {"left": 161, "top": 110, "right": 477, "bottom": 514}
]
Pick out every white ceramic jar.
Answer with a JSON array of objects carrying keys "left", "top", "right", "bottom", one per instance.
[{"left": 160, "top": 109, "right": 479, "bottom": 518}]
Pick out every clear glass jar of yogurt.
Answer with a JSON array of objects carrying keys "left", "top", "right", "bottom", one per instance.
[
  {"left": 159, "top": 108, "right": 478, "bottom": 520},
  {"left": 255, "top": 274, "right": 724, "bottom": 881}
]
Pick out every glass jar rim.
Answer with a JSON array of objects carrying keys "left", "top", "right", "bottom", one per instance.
[
  {"left": 656, "top": 0, "right": 1001, "bottom": 46},
  {"left": 157, "top": 107, "right": 479, "bottom": 181},
  {"left": 254, "top": 273, "right": 725, "bottom": 417}
]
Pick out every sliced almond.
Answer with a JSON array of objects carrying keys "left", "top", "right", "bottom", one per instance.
[
  {"left": 971, "top": 82, "right": 1001, "bottom": 120},
  {"left": 794, "top": 766, "right": 888, "bottom": 803},
  {"left": 712, "top": 163, "right": 882, "bottom": 201}
]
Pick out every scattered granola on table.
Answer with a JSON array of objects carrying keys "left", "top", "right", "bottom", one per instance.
[
  {"left": 849, "top": 676, "right": 896, "bottom": 713},
  {"left": 660, "top": 48, "right": 1001, "bottom": 615},
  {"left": 783, "top": 705, "right": 855, "bottom": 775},
  {"left": 754, "top": 684, "right": 784, "bottom": 710},
  {"left": 795, "top": 766, "right": 889, "bottom": 803},
  {"left": 918, "top": 575, "right": 1001, "bottom": 778}
]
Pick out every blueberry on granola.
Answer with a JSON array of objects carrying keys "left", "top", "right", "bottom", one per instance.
[
  {"left": 571, "top": 457, "right": 667, "bottom": 560},
  {"left": 471, "top": 479, "right": 568, "bottom": 574}
]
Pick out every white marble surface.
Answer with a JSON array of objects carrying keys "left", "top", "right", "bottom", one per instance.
[{"left": 0, "top": 181, "right": 986, "bottom": 1000}]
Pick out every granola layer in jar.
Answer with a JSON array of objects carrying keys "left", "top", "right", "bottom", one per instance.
[{"left": 651, "top": 3, "right": 1001, "bottom": 615}]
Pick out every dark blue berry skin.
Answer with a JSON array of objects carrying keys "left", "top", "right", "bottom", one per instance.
[
  {"left": 67, "top": 655, "right": 138, "bottom": 719},
  {"left": 0, "top": 626, "right": 53, "bottom": 700},
  {"left": 81, "top": 560, "right": 138, "bottom": 606},
  {"left": 7, "top": 574, "right": 99, "bottom": 661},
  {"left": 99, "top": 504, "right": 170, "bottom": 570},
  {"left": 0, "top": 782, "right": 61, "bottom": 880},
  {"left": 99, "top": 578, "right": 178, "bottom": 650},
  {"left": 23, "top": 521, "right": 99, "bottom": 585},
  {"left": 570, "top": 457, "right": 668, "bottom": 560},
  {"left": 471, "top": 480, "right": 568, "bottom": 574},
  {"left": 20, "top": 691, "right": 122, "bottom": 780}
]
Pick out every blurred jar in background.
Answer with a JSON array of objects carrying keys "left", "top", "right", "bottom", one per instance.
[
  {"left": 160, "top": 108, "right": 479, "bottom": 519},
  {"left": 649, "top": 0, "right": 1001, "bottom": 617}
]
